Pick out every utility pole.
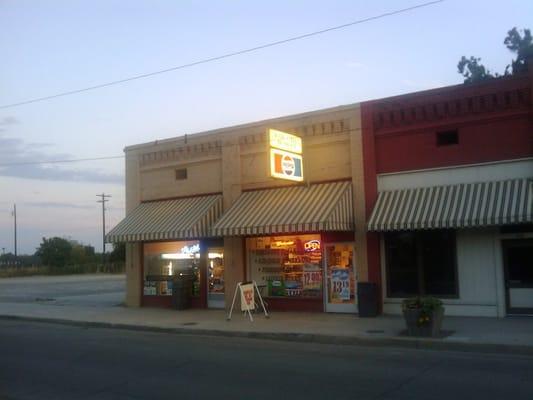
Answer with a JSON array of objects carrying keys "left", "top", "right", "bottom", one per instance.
[
  {"left": 12, "top": 204, "right": 17, "bottom": 258},
  {"left": 96, "top": 193, "right": 111, "bottom": 267}
]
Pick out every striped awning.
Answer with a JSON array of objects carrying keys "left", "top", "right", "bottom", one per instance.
[
  {"left": 367, "top": 178, "right": 533, "bottom": 232},
  {"left": 106, "top": 194, "right": 223, "bottom": 242},
  {"left": 212, "top": 181, "right": 354, "bottom": 236}
]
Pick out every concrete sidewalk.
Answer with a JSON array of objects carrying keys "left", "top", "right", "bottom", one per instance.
[{"left": 1, "top": 301, "right": 532, "bottom": 355}]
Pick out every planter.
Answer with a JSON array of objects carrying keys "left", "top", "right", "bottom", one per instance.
[{"left": 403, "top": 307, "right": 444, "bottom": 337}]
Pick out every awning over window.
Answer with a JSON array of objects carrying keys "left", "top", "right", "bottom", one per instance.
[
  {"left": 106, "top": 194, "right": 223, "bottom": 242},
  {"left": 212, "top": 181, "right": 354, "bottom": 236},
  {"left": 367, "top": 178, "right": 533, "bottom": 232}
]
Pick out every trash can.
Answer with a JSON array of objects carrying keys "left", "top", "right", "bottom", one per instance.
[
  {"left": 172, "top": 274, "right": 192, "bottom": 310},
  {"left": 357, "top": 282, "right": 378, "bottom": 317}
]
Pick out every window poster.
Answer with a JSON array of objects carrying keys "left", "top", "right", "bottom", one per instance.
[{"left": 330, "top": 268, "right": 350, "bottom": 302}]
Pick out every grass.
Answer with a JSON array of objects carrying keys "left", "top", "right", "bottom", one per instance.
[{"left": 0, "top": 263, "right": 125, "bottom": 278}]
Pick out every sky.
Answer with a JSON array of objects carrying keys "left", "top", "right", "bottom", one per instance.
[{"left": 1, "top": 0, "right": 532, "bottom": 255}]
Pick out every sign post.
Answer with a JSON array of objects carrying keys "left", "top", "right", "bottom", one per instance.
[{"left": 227, "top": 281, "right": 269, "bottom": 322}]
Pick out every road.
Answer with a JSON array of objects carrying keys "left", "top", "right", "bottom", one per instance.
[
  {"left": 0, "top": 274, "right": 125, "bottom": 307},
  {"left": 0, "top": 320, "right": 532, "bottom": 400}
]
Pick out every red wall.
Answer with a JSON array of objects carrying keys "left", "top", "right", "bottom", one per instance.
[
  {"left": 360, "top": 73, "right": 533, "bottom": 311},
  {"left": 375, "top": 117, "right": 532, "bottom": 173}
]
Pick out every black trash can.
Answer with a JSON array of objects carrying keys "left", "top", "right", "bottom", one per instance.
[
  {"left": 357, "top": 282, "right": 378, "bottom": 317},
  {"left": 172, "top": 274, "right": 192, "bottom": 310}
]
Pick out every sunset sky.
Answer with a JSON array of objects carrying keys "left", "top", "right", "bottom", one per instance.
[{"left": 1, "top": 0, "right": 532, "bottom": 254}]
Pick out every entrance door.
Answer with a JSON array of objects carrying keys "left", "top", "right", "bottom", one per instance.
[
  {"left": 324, "top": 243, "right": 357, "bottom": 313},
  {"left": 503, "top": 239, "right": 533, "bottom": 315},
  {"left": 207, "top": 248, "right": 225, "bottom": 309}
]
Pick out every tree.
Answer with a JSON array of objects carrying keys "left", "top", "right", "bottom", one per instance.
[
  {"left": 458, "top": 27, "right": 533, "bottom": 83},
  {"left": 69, "top": 240, "right": 96, "bottom": 265},
  {"left": 457, "top": 56, "right": 498, "bottom": 83},
  {"left": 108, "top": 243, "right": 125, "bottom": 263},
  {"left": 35, "top": 237, "right": 72, "bottom": 268},
  {"left": 504, "top": 27, "right": 533, "bottom": 74}
]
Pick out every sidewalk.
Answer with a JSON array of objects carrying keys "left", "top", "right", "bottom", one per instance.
[{"left": 1, "top": 301, "right": 533, "bottom": 355}]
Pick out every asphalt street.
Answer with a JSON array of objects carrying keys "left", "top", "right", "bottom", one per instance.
[
  {"left": 0, "top": 319, "right": 532, "bottom": 400},
  {"left": 0, "top": 274, "right": 124, "bottom": 307}
]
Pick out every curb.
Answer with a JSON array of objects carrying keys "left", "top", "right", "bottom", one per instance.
[{"left": 2, "top": 314, "right": 533, "bottom": 357}]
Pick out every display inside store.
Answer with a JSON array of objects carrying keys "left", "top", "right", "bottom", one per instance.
[
  {"left": 247, "top": 234, "right": 322, "bottom": 299},
  {"left": 143, "top": 241, "right": 201, "bottom": 297}
]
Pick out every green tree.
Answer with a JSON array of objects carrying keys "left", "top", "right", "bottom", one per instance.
[
  {"left": 35, "top": 237, "right": 72, "bottom": 268},
  {"left": 504, "top": 27, "right": 533, "bottom": 74},
  {"left": 108, "top": 243, "right": 125, "bottom": 263},
  {"left": 458, "top": 27, "right": 533, "bottom": 83},
  {"left": 69, "top": 240, "right": 96, "bottom": 265}
]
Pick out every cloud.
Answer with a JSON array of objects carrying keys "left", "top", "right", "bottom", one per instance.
[
  {"left": 0, "top": 116, "right": 19, "bottom": 126},
  {"left": 22, "top": 201, "right": 94, "bottom": 210},
  {"left": 0, "top": 128, "right": 123, "bottom": 184}
]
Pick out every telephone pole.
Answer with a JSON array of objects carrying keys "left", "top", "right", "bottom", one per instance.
[
  {"left": 96, "top": 193, "right": 111, "bottom": 267},
  {"left": 12, "top": 204, "right": 17, "bottom": 258}
]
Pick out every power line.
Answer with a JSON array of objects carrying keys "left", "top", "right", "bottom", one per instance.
[
  {"left": 0, "top": 0, "right": 444, "bottom": 110},
  {"left": 0, "top": 155, "right": 124, "bottom": 167}
]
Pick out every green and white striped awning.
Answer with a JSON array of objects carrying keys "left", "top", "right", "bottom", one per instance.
[
  {"left": 212, "top": 181, "right": 354, "bottom": 236},
  {"left": 106, "top": 194, "right": 223, "bottom": 242},
  {"left": 367, "top": 178, "right": 533, "bottom": 232}
]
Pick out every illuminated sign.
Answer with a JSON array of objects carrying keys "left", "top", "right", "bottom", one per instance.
[
  {"left": 268, "top": 129, "right": 304, "bottom": 182},
  {"left": 271, "top": 240, "right": 295, "bottom": 248},
  {"left": 269, "top": 129, "right": 302, "bottom": 154},
  {"left": 270, "top": 149, "right": 303, "bottom": 182},
  {"left": 304, "top": 240, "right": 321, "bottom": 252},
  {"left": 180, "top": 244, "right": 200, "bottom": 254}
]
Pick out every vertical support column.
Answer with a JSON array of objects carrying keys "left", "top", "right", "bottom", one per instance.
[
  {"left": 221, "top": 137, "right": 244, "bottom": 311},
  {"left": 125, "top": 149, "right": 142, "bottom": 307},
  {"left": 360, "top": 102, "right": 382, "bottom": 312},
  {"left": 349, "top": 110, "right": 369, "bottom": 283},
  {"left": 125, "top": 242, "right": 142, "bottom": 307}
]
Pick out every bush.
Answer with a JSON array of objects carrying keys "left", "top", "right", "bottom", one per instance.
[
  {"left": 402, "top": 296, "right": 444, "bottom": 328},
  {"left": 402, "top": 296, "right": 443, "bottom": 312}
]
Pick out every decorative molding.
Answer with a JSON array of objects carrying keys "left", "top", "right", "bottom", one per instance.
[
  {"left": 139, "top": 119, "right": 351, "bottom": 167},
  {"left": 139, "top": 140, "right": 222, "bottom": 167},
  {"left": 372, "top": 86, "right": 531, "bottom": 133},
  {"left": 238, "top": 119, "right": 349, "bottom": 147}
]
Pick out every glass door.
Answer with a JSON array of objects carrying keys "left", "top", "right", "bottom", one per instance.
[
  {"left": 207, "top": 248, "right": 225, "bottom": 309},
  {"left": 324, "top": 243, "right": 357, "bottom": 313},
  {"left": 503, "top": 239, "right": 533, "bottom": 315}
]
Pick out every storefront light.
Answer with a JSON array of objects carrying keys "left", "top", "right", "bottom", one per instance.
[
  {"left": 208, "top": 252, "right": 223, "bottom": 259},
  {"left": 161, "top": 253, "right": 200, "bottom": 260}
]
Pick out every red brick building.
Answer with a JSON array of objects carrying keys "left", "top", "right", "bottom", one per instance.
[{"left": 361, "top": 68, "right": 533, "bottom": 316}]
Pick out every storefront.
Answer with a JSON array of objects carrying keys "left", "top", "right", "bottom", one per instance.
[
  {"left": 367, "top": 165, "right": 533, "bottom": 317},
  {"left": 106, "top": 194, "right": 225, "bottom": 309},
  {"left": 212, "top": 180, "right": 358, "bottom": 312},
  {"left": 141, "top": 239, "right": 224, "bottom": 308}
]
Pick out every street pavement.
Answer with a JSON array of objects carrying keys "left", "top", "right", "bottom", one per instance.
[
  {"left": 1, "top": 274, "right": 533, "bottom": 355},
  {"left": 0, "top": 274, "right": 124, "bottom": 307},
  {"left": 1, "top": 319, "right": 532, "bottom": 400}
]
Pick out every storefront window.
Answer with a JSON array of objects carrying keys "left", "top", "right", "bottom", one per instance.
[
  {"left": 247, "top": 234, "right": 322, "bottom": 299},
  {"left": 143, "top": 241, "right": 201, "bottom": 297},
  {"left": 208, "top": 248, "right": 224, "bottom": 305},
  {"left": 385, "top": 231, "right": 457, "bottom": 297}
]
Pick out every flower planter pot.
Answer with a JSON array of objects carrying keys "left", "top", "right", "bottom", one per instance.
[{"left": 403, "top": 307, "right": 444, "bottom": 337}]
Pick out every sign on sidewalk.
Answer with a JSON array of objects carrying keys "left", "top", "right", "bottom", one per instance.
[{"left": 227, "top": 281, "right": 269, "bottom": 322}]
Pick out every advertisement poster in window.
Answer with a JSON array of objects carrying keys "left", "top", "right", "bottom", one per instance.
[
  {"left": 331, "top": 268, "right": 350, "bottom": 302},
  {"left": 303, "top": 264, "right": 322, "bottom": 297}
]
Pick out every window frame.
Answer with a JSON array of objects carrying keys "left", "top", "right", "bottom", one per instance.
[{"left": 385, "top": 230, "right": 459, "bottom": 299}]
